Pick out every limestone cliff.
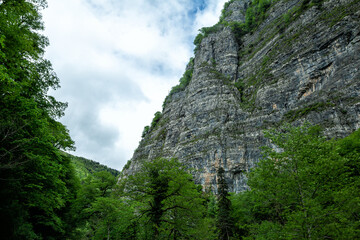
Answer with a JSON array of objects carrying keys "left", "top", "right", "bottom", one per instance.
[{"left": 124, "top": 0, "right": 360, "bottom": 193}]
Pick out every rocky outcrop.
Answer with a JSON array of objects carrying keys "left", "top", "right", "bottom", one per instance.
[{"left": 124, "top": 0, "right": 360, "bottom": 193}]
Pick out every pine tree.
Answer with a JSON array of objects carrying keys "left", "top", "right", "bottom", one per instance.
[{"left": 217, "top": 167, "right": 235, "bottom": 240}]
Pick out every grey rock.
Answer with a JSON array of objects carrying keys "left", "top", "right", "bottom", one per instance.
[{"left": 124, "top": 0, "right": 360, "bottom": 193}]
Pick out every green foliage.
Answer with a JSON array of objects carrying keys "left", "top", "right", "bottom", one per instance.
[
  {"left": 300, "top": 0, "right": 311, "bottom": 11},
  {"left": 194, "top": 33, "right": 205, "bottom": 51},
  {"left": 70, "top": 170, "right": 137, "bottom": 239},
  {"left": 206, "top": 194, "right": 219, "bottom": 218},
  {"left": 217, "top": 167, "right": 236, "bottom": 240},
  {"left": 281, "top": 0, "right": 352, "bottom": 35},
  {"left": 219, "top": 0, "right": 237, "bottom": 23},
  {"left": 318, "top": 0, "right": 360, "bottom": 27},
  {"left": 69, "top": 154, "right": 120, "bottom": 180},
  {"left": 234, "top": 58, "right": 273, "bottom": 111},
  {"left": 123, "top": 159, "right": 132, "bottom": 170},
  {"left": 250, "top": 0, "right": 272, "bottom": 27},
  {"left": 1, "top": 1, "right": 358, "bottom": 239},
  {"left": 229, "top": 0, "right": 272, "bottom": 46},
  {"left": 283, "top": 10, "right": 291, "bottom": 24},
  {"left": 119, "top": 158, "right": 213, "bottom": 239},
  {"left": 193, "top": 0, "right": 241, "bottom": 51},
  {"left": 0, "top": 0, "right": 78, "bottom": 238},
  {"left": 193, "top": 0, "right": 273, "bottom": 51},
  {"left": 142, "top": 125, "right": 150, "bottom": 138},
  {"left": 230, "top": 124, "right": 360, "bottom": 239},
  {"left": 337, "top": 128, "right": 360, "bottom": 177},
  {"left": 176, "top": 68, "right": 193, "bottom": 91},
  {"left": 194, "top": 23, "right": 223, "bottom": 52},
  {"left": 86, "top": 197, "right": 136, "bottom": 240},
  {"left": 229, "top": 22, "right": 247, "bottom": 45},
  {"left": 151, "top": 111, "right": 162, "bottom": 129},
  {"left": 201, "top": 24, "right": 223, "bottom": 36},
  {"left": 163, "top": 58, "right": 194, "bottom": 109},
  {"left": 283, "top": 102, "right": 335, "bottom": 122},
  {"left": 234, "top": 79, "right": 245, "bottom": 98}
]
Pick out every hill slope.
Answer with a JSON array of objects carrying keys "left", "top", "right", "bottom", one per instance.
[{"left": 67, "top": 153, "right": 120, "bottom": 180}]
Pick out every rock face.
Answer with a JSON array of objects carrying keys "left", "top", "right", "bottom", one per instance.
[{"left": 124, "top": 0, "right": 360, "bottom": 193}]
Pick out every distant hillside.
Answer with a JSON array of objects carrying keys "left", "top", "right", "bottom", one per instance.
[{"left": 66, "top": 153, "right": 120, "bottom": 180}]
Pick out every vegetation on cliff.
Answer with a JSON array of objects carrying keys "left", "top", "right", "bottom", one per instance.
[
  {"left": 1, "top": 0, "right": 359, "bottom": 239},
  {"left": 194, "top": 0, "right": 273, "bottom": 51}
]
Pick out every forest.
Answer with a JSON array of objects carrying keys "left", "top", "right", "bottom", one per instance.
[{"left": 1, "top": 0, "right": 359, "bottom": 239}]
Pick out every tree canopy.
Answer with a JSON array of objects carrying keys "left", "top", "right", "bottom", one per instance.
[
  {"left": 119, "top": 158, "right": 211, "bottom": 239},
  {"left": 231, "top": 124, "right": 360, "bottom": 239},
  {"left": 0, "top": 0, "right": 76, "bottom": 238}
]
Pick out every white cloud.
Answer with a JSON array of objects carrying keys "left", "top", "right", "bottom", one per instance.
[
  {"left": 43, "top": 0, "right": 228, "bottom": 170},
  {"left": 193, "top": 0, "right": 228, "bottom": 34}
]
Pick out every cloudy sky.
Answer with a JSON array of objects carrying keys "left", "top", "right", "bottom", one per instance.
[{"left": 43, "top": 0, "right": 227, "bottom": 170}]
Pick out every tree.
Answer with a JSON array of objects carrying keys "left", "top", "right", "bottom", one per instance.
[
  {"left": 119, "top": 158, "right": 209, "bottom": 239},
  {"left": 235, "top": 123, "right": 360, "bottom": 239},
  {"left": 86, "top": 197, "right": 136, "bottom": 240},
  {"left": 72, "top": 171, "right": 136, "bottom": 240},
  {"left": 0, "top": 0, "right": 76, "bottom": 238},
  {"left": 217, "top": 167, "right": 235, "bottom": 240}
]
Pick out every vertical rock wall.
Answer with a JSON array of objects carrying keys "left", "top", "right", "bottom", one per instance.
[{"left": 124, "top": 0, "right": 360, "bottom": 193}]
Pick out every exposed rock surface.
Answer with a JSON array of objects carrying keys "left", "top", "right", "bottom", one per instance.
[{"left": 124, "top": 0, "right": 360, "bottom": 193}]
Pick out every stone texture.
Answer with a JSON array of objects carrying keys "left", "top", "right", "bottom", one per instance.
[{"left": 124, "top": 0, "right": 360, "bottom": 193}]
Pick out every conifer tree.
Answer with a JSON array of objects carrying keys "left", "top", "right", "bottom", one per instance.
[{"left": 217, "top": 167, "right": 235, "bottom": 240}]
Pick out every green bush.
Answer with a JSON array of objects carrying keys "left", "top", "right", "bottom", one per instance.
[
  {"left": 193, "top": 33, "right": 204, "bottom": 50},
  {"left": 194, "top": 23, "right": 223, "bottom": 52},
  {"left": 230, "top": 22, "right": 247, "bottom": 45},
  {"left": 123, "top": 160, "right": 132, "bottom": 170},
  {"left": 162, "top": 58, "right": 194, "bottom": 109},
  {"left": 150, "top": 111, "right": 162, "bottom": 129},
  {"left": 193, "top": 0, "right": 272, "bottom": 51},
  {"left": 169, "top": 69, "right": 192, "bottom": 95},
  {"left": 234, "top": 80, "right": 245, "bottom": 93},
  {"left": 219, "top": 0, "right": 237, "bottom": 23},
  {"left": 141, "top": 125, "right": 150, "bottom": 138},
  {"left": 228, "top": 0, "right": 273, "bottom": 46}
]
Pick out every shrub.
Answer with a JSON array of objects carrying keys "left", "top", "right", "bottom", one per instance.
[
  {"left": 123, "top": 160, "right": 132, "bottom": 170},
  {"left": 194, "top": 23, "right": 223, "bottom": 52},
  {"left": 150, "top": 111, "right": 162, "bottom": 129},
  {"left": 162, "top": 58, "right": 194, "bottom": 109},
  {"left": 142, "top": 125, "right": 150, "bottom": 138}
]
